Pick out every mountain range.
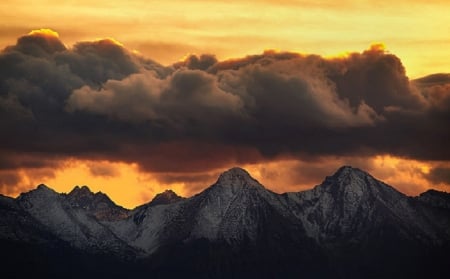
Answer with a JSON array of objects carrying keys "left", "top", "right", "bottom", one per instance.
[{"left": 1, "top": 166, "right": 449, "bottom": 278}]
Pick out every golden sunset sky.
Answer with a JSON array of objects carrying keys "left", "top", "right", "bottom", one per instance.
[
  {"left": 1, "top": 0, "right": 449, "bottom": 77},
  {"left": 0, "top": 0, "right": 449, "bottom": 208}
]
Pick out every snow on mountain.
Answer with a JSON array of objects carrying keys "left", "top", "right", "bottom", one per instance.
[
  {"left": 13, "top": 184, "right": 135, "bottom": 256},
  {"left": 187, "top": 167, "right": 271, "bottom": 241},
  {"left": 107, "top": 168, "right": 266, "bottom": 253},
  {"left": 285, "top": 166, "right": 444, "bottom": 244},
  {"left": 417, "top": 189, "right": 450, "bottom": 210},
  {"left": 4, "top": 167, "right": 450, "bottom": 254},
  {"left": 147, "top": 189, "right": 185, "bottom": 207},
  {"left": 107, "top": 167, "right": 303, "bottom": 253},
  {"left": 107, "top": 200, "right": 184, "bottom": 254},
  {"left": 1, "top": 166, "right": 450, "bottom": 278},
  {"left": 0, "top": 192, "right": 58, "bottom": 244},
  {"left": 66, "top": 185, "right": 129, "bottom": 221}
]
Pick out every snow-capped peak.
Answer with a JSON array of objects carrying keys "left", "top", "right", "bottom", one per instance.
[
  {"left": 216, "top": 167, "right": 262, "bottom": 189},
  {"left": 322, "top": 165, "right": 378, "bottom": 193},
  {"left": 319, "top": 165, "right": 405, "bottom": 201},
  {"left": 333, "top": 165, "right": 366, "bottom": 179},
  {"left": 2, "top": 165, "right": 450, "bottom": 278}
]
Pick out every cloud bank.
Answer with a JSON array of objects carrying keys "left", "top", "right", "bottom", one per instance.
[{"left": 1, "top": 30, "right": 449, "bottom": 194}]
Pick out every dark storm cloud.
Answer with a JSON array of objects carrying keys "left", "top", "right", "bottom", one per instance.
[
  {"left": 0, "top": 172, "right": 21, "bottom": 188},
  {"left": 174, "top": 54, "right": 218, "bottom": 70},
  {"left": 424, "top": 167, "right": 450, "bottom": 185},
  {"left": 413, "top": 74, "right": 450, "bottom": 111},
  {"left": 67, "top": 68, "right": 242, "bottom": 126},
  {"left": 0, "top": 152, "right": 61, "bottom": 170},
  {"left": 5, "top": 30, "right": 67, "bottom": 56},
  {"left": 111, "top": 143, "right": 263, "bottom": 173},
  {"left": 88, "top": 164, "right": 119, "bottom": 177},
  {"left": 413, "top": 73, "right": 450, "bottom": 86},
  {"left": 56, "top": 39, "right": 140, "bottom": 84},
  {"left": 1, "top": 31, "right": 449, "bottom": 179},
  {"left": 0, "top": 170, "right": 24, "bottom": 197},
  {"left": 0, "top": 167, "right": 56, "bottom": 196},
  {"left": 150, "top": 171, "right": 221, "bottom": 195}
]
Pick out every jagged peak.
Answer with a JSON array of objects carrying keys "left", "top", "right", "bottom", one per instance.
[
  {"left": 158, "top": 189, "right": 180, "bottom": 197},
  {"left": 69, "top": 185, "right": 93, "bottom": 195},
  {"left": 149, "top": 189, "right": 184, "bottom": 206},
  {"left": 37, "top": 184, "right": 52, "bottom": 190},
  {"left": 67, "top": 185, "right": 115, "bottom": 204}
]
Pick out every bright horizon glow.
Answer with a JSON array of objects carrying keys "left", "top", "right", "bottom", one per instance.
[
  {"left": 2, "top": 156, "right": 449, "bottom": 208},
  {"left": 0, "top": 0, "right": 449, "bottom": 207}
]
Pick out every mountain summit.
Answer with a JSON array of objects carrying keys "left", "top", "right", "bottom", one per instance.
[
  {"left": 215, "top": 167, "right": 264, "bottom": 190},
  {"left": 1, "top": 166, "right": 449, "bottom": 279},
  {"left": 289, "top": 166, "right": 439, "bottom": 244},
  {"left": 147, "top": 189, "right": 184, "bottom": 207},
  {"left": 217, "top": 167, "right": 254, "bottom": 182},
  {"left": 66, "top": 185, "right": 129, "bottom": 221}
]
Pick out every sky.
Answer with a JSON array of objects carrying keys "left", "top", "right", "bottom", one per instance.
[{"left": 0, "top": 0, "right": 449, "bottom": 208}]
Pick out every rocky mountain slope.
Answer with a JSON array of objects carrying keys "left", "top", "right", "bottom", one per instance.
[{"left": 1, "top": 166, "right": 449, "bottom": 278}]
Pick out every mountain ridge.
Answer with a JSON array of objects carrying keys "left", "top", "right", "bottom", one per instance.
[
  {"left": 8, "top": 165, "right": 450, "bottom": 208},
  {"left": 1, "top": 166, "right": 449, "bottom": 279}
]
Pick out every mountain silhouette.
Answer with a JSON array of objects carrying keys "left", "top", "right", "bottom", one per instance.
[{"left": 0, "top": 166, "right": 449, "bottom": 278}]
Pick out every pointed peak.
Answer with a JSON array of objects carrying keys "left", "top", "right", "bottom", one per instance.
[
  {"left": 149, "top": 189, "right": 184, "bottom": 206},
  {"left": 26, "top": 184, "right": 56, "bottom": 196},
  {"left": 69, "top": 185, "right": 93, "bottom": 195},
  {"left": 336, "top": 165, "right": 358, "bottom": 173},
  {"left": 18, "top": 184, "right": 57, "bottom": 200},
  {"left": 80, "top": 185, "right": 92, "bottom": 191},
  {"left": 323, "top": 166, "right": 374, "bottom": 188},
  {"left": 33, "top": 184, "right": 57, "bottom": 195},
  {"left": 333, "top": 166, "right": 368, "bottom": 178},
  {"left": 218, "top": 167, "right": 253, "bottom": 182},
  {"left": 318, "top": 165, "right": 406, "bottom": 199},
  {"left": 223, "top": 167, "right": 251, "bottom": 176},
  {"left": 37, "top": 184, "right": 51, "bottom": 190},
  {"left": 159, "top": 189, "right": 180, "bottom": 197},
  {"left": 215, "top": 167, "right": 264, "bottom": 190},
  {"left": 151, "top": 189, "right": 183, "bottom": 201}
]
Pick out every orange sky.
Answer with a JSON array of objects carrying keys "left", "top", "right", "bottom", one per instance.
[
  {"left": 0, "top": 0, "right": 449, "bottom": 78},
  {"left": 2, "top": 156, "right": 449, "bottom": 208},
  {"left": 1, "top": 1, "right": 449, "bottom": 208}
]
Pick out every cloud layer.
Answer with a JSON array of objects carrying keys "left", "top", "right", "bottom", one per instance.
[{"left": 1, "top": 30, "right": 449, "bottom": 194}]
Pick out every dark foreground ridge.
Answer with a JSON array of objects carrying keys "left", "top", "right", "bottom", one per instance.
[{"left": 1, "top": 166, "right": 449, "bottom": 279}]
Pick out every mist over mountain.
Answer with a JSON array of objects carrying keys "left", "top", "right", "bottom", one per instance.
[{"left": 1, "top": 166, "right": 449, "bottom": 278}]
